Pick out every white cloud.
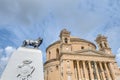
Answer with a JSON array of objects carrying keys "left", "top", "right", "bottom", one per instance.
[
  {"left": 0, "top": 46, "right": 16, "bottom": 63},
  {"left": 0, "top": 46, "right": 16, "bottom": 77},
  {"left": 0, "top": 0, "right": 44, "bottom": 26},
  {"left": 0, "top": 49, "right": 3, "bottom": 58},
  {"left": 117, "top": 48, "right": 120, "bottom": 53},
  {"left": 4, "top": 46, "right": 16, "bottom": 57},
  {"left": 0, "top": 49, "right": 3, "bottom": 53},
  {"left": 0, "top": 46, "right": 16, "bottom": 62},
  {"left": 0, "top": 0, "right": 120, "bottom": 51},
  {"left": 0, "top": 0, "right": 114, "bottom": 30},
  {"left": 1, "top": 57, "right": 9, "bottom": 62},
  {"left": 116, "top": 48, "right": 120, "bottom": 66}
]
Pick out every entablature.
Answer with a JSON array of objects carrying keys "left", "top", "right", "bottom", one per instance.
[
  {"left": 59, "top": 49, "right": 115, "bottom": 62},
  {"left": 60, "top": 54, "right": 115, "bottom": 62}
]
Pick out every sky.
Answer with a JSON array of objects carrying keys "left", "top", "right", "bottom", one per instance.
[{"left": 0, "top": 0, "right": 120, "bottom": 77}]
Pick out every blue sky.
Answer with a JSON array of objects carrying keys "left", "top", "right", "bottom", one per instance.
[{"left": 0, "top": 0, "right": 120, "bottom": 77}]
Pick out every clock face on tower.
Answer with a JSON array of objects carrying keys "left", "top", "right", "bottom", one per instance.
[{"left": 17, "top": 60, "right": 35, "bottom": 80}]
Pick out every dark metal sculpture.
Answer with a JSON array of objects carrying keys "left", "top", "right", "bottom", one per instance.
[{"left": 22, "top": 37, "right": 43, "bottom": 48}]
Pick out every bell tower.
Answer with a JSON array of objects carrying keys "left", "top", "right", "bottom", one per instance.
[
  {"left": 60, "top": 29, "right": 70, "bottom": 44},
  {"left": 59, "top": 29, "right": 71, "bottom": 52},
  {"left": 95, "top": 34, "right": 112, "bottom": 54}
]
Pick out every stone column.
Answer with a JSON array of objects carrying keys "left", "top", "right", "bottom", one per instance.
[
  {"left": 85, "top": 61, "right": 89, "bottom": 80},
  {"left": 94, "top": 62, "right": 100, "bottom": 80},
  {"left": 88, "top": 61, "right": 94, "bottom": 80},
  {"left": 74, "top": 61, "right": 78, "bottom": 80},
  {"left": 108, "top": 63, "right": 116, "bottom": 80},
  {"left": 99, "top": 62, "right": 106, "bottom": 80},
  {"left": 80, "top": 61, "right": 84, "bottom": 80},
  {"left": 82, "top": 61, "right": 88, "bottom": 80},
  {"left": 104, "top": 62, "right": 111, "bottom": 80},
  {"left": 70, "top": 60, "right": 75, "bottom": 80},
  {"left": 77, "top": 61, "right": 81, "bottom": 80}
]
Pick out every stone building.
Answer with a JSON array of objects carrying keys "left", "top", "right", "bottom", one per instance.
[{"left": 44, "top": 29, "right": 120, "bottom": 80}]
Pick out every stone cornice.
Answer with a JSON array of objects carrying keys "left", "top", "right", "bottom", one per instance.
[{"left": 44, "top": 58, "right": 59, "bottom": 66}]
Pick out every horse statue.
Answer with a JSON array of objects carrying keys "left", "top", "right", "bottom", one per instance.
[{"left": 22, "top": 37, "right": 43, "bottom": 48}]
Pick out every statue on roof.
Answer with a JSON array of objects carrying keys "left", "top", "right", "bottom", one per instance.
[{"left": 22, "top": 37, "right": 43, "bottom": 48}]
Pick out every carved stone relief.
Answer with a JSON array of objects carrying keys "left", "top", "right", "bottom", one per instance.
[{"left": 17, "top": 60, "right": 35, "bottom": 80}]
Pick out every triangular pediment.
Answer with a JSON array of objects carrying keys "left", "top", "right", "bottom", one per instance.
[{"left": 73, "top": 50, "right": 114, "bottom": 57}]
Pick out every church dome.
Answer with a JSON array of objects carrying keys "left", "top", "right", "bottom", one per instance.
[
  {"left": 46, "top": 36, "right": 96, "bottom": 52},
  {"left": 46, "top": 29, "right": 96, "bottom": 61}
]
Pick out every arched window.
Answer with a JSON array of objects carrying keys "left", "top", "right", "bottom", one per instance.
[
  {"left": 56, "top": 48, "right": 59, "bottom": 58},
  {"left": 104, "top": 42, "right": 107, "bottom": 48},
  {"left": 56, "top": 65, "right": 58, "bottom": 70},
  {"left": 48, "top": 51, "right": 51, "bottom": 60},
  {"left": 100, "top": 43, "right": 102, "bottom": 48},
  {"left": 65, "top": 38, "right": 68, "bottom": 43}
]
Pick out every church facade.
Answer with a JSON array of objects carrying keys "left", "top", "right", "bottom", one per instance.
[{"left": 44, "top": 29, "right": 120, "bottom": 80}]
